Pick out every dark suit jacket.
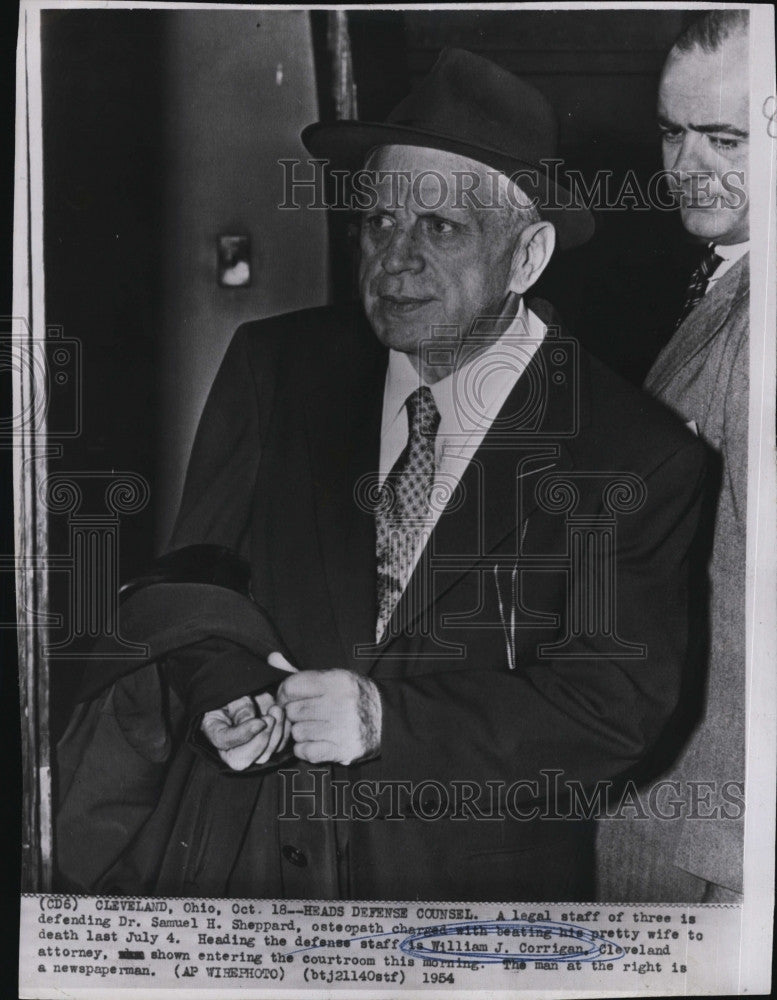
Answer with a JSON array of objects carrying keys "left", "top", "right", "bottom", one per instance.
[{"left": 57, "top": 302, "right": 706, "bottom": 902}]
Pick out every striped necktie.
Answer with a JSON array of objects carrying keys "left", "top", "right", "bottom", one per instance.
[
  {"left": 674, "top": 244, "right": 723, "bottom": 331},
  {"left": 375, "top": 386, "right": 440, "bottom": 641}
]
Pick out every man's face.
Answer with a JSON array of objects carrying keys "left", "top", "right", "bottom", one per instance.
[
  {"left": 657, "top": 35, "right": 749, "bottom": 245},
  {"left": 358, "top": 145, "right": 519, "bottom": 359}
]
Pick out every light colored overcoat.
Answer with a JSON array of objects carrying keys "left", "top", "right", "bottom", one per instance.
[{"left": 596, "top": 254, "right": 749, "bottom": 900}]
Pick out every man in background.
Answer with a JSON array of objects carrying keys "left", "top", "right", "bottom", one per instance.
[{"left": 597, "top": 9, "right": 749, "bottom": 902}]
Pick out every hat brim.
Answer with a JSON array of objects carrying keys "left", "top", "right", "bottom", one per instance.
[{"left": 301, "top": 120, "right": 595, "bottom": 251}]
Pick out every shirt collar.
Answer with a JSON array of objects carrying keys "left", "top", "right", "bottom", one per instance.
[
  {"left": 381, "top": 297, "right": 546, "bottom": 438},
  {"left": 713, "top": 240, "right": 749, "bottom": 262}
]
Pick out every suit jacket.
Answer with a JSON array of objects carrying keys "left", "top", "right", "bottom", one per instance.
[
  {"left": 57, "top": 302, "right": 706, "bottom": 902},
  {"left": 596, "top": 255, "right": 748, "bottom": 899}
]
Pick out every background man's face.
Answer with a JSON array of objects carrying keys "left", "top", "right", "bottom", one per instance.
[
  {"left": 358, "top": 145, "right": 518, "bottom": 357},
  {"left": 658, "top": 35, "right": 749, "bottom": 245}
]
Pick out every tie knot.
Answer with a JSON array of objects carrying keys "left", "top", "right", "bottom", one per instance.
[
  {"left": 405, "top": 385, "right": 440, "bottom": 441},
  {"left": 699, "top": 244, "right": 723, "bottom": 279}
]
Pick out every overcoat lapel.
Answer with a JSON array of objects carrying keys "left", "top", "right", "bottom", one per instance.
[
  {"left": 304, "top": 317, "right": 388, "bottom": 664},
  {"left": 647, "top": 255, "right": 749, "bottom": 395}
]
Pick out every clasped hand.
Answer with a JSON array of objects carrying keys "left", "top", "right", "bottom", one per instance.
[{"left": 200, "top": 653, "right": 382, "bottom": 770}]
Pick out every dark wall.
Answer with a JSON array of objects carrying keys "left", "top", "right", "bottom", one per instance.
[
  {"left": 155, "top": 10, "right": 326, "bottom": 550},
  {"left": 42, "top": 10, "right": 166, "bottom": 738},
  {"left": 42, "top": 9, "right": 165, "bottom": 571},
  {"left": 41, "top": 9, "right": 326, "bottom": 741}
]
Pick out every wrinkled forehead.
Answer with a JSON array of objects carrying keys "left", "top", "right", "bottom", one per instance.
[
  {"left": 364, "top": 144, "right": 497, "bottom": 177},
  {"left": 362, "top": 143, "right": 519, "bottom": 212}
]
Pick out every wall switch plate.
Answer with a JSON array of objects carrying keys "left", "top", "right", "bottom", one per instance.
[{"left": 217, "top": 234, "right": 251, "bottom": 287}]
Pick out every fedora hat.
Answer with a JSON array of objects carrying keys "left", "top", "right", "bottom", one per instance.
[{"left": 302, "top": 47, "right": 594, "bottom": 250}]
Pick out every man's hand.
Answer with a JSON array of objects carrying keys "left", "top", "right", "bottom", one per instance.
[
  {"left": 200, "top": 691, "right": 289, "bottom": 770},
  {"left": 277, "top": 669, "right": 382, "bottom": 765}
]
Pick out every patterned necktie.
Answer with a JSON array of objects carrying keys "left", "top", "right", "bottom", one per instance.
[
  {"left": 375, "top": 386, "right": 441, "bottom": 641},
  {"left": 674, "top": 244, "right": 723, "bottom": 331}
]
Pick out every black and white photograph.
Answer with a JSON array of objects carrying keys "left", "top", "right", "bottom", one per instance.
[{"left": 10, "top": 2, "right": 776, "bottom": 996}]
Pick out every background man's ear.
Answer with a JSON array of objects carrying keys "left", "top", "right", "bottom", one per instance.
[{"left": 508, "top": 221, "right": 556, "bottom": 294}]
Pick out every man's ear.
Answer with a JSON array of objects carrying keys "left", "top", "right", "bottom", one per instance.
[{"left": 507, "top": 221, "right": 556, "bottom": 295}]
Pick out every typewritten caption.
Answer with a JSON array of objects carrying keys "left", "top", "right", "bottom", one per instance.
[{"left": 20, "top": 895, "right": 743, "bottom": 996}]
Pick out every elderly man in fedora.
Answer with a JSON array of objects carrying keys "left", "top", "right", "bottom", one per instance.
[{"left": 57, "top": 49, "right": 706, "bottom": 902}]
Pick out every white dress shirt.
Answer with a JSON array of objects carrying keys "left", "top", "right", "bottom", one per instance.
[
  {"left": 707, "top": 240, "right": 749, "bottom": 289},
  {"left": 377, "top": 298, "right": 547, "bottom": 591}
]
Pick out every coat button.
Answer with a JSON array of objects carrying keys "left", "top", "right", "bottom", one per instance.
[{"left": 282, "top": 845, "right": 308, "bottom": 868}]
